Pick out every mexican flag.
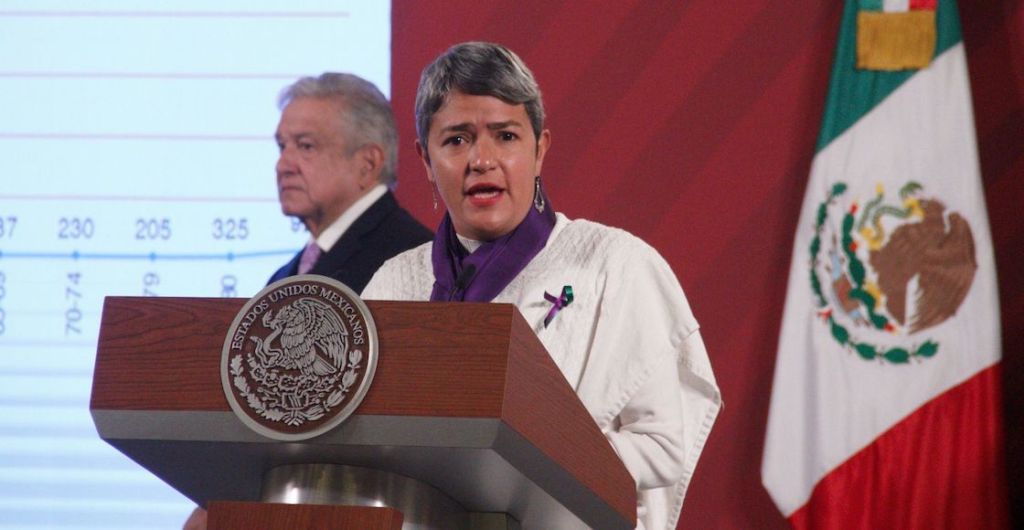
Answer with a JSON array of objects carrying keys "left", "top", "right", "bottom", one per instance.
[{"left": 761, "top": 0, "right": 1008, "bottom": 528}]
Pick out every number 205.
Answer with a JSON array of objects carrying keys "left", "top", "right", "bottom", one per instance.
[{"left": 135, "top": 218, "right": 171, "bottom": 240}]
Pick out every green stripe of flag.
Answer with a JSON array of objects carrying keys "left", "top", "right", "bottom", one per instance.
[
  {"left": 815, "top": 0, "right": 963, "bottom": 153},
  {"left": 858, "top": 0, "right": 883, "bottom": 11}
]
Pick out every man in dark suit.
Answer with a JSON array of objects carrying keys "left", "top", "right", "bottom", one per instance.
[
  {"left": 268, "top": 73, "right": 431, "bottom": 293},
  {"left": 182, "top": 73, "right": 430, "bottom": 530}
]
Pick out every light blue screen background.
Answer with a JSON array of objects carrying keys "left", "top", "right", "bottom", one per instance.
[{"left": 0, "top": 1, "right": 391, "bottom": 528}]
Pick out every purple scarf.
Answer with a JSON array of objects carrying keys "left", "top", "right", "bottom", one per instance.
[{"left": 430, "top": 195, "right": 555, "bottom": 302}]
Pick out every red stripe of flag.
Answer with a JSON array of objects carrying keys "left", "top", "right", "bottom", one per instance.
[{"left": 789, "top": 363, "right": 1008, "bottom": 530}]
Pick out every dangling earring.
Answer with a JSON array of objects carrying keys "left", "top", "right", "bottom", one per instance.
[
  {"left": 533, "top": 175, "right": 545, "bottom": 213},
  {"left": 431, "top": 186, "right": 439, "bottom": 212}
]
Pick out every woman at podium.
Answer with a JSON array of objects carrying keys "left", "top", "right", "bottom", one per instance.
[{"left": 362, "top": 42, "right": 721, "bottom": 530}]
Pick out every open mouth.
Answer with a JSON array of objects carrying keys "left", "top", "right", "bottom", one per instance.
[{"left": 465, "top": 183, "right": 504, "bottom": 199}]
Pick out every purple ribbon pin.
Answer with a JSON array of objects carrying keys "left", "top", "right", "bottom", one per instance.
[{"left": 543, "top": 285, "right": 574, "bottom": 328}]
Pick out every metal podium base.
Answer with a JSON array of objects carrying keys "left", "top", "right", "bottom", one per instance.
[{"left": 260, "top": 464, "right": 519, "bottom": 530}]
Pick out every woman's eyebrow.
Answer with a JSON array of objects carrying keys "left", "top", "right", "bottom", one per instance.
[
  {"left": 486, "top": 120, "right": 523, "bottom": 130},
  {"left": 438, "top": 122, "right": 473, "bottom": 134}
]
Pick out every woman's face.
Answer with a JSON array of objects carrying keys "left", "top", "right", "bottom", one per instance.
[{"left": 418, "top": 91, "right": 550, "bottom": 241}]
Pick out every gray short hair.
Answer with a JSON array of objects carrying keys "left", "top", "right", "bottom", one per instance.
[
  {"left": 415, "top": 42, "right": 544, "bottom": 150},
  {"left": 279, "top": 73, "right": 398, "bottom": 187}
]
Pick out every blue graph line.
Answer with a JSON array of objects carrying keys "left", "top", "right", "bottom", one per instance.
[{"left": 0, "top": 249, "right": 297, "bottom": 261}]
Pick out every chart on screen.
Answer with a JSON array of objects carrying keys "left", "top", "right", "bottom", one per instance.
[{"left": 0, "top": 2, "right": 391, "bottom": 528}]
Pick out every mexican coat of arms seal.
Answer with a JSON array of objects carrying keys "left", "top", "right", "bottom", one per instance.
[{"left": 221, "top": 275, "right": 378, "bottom": 440}]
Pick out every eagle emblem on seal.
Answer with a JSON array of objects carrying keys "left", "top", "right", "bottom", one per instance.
[
  {"left": 251, "top": 298, "right": 347, "bottom": 377},
  {"left": 222, "top": 276, "right": 378, "bottom": 440}
]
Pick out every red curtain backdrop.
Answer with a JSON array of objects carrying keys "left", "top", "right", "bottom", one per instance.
[{"left": 389, "top": 1, "right": 1024, "bottom": 528}]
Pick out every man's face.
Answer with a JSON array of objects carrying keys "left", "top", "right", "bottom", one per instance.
[
  {"left": 275, "top": 97, "right": 367, "bottom": 236},
  {"left": 419, "top": 91, "right": 549, "bottom": 241}
]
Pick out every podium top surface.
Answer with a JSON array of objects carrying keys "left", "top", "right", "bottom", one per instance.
[{"left": 91, "top": 296, "right": 635, "bottom": 529}]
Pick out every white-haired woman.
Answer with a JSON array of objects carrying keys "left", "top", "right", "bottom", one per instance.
[{"left": 363, "top": 41, "right": 721, "bottom": 530}]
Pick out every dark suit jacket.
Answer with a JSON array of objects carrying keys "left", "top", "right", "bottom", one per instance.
[{"left": 268, "top": 190, "right": 432, "bottom": 293}]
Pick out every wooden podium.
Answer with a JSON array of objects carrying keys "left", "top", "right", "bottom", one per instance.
[{"left": 90, "top": 297, "right": 636, "bottom": 529}]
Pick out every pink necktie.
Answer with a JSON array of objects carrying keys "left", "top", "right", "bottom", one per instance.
[{"left": 297, "top": 242, "right": 322, "bottom": 275}]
